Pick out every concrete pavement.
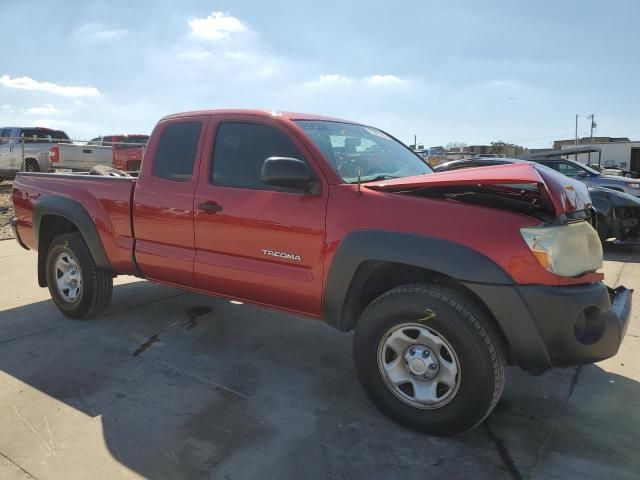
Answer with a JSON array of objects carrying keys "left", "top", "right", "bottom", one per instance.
[{"left": 0, "top": 239, "right": 639, "bottom": 480}]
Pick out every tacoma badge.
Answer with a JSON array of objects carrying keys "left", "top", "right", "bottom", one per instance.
[{"left": 262, "top": 249, "right": 302, "bottom": 261}]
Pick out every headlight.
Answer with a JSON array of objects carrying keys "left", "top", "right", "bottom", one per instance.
[
  {"left": 520, "top": 221, "right": 602, "bottom": 277},
  {"left": 627, "top": 182, "right": 640, "bottom": 189}
]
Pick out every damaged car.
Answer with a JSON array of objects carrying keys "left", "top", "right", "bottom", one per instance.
[{"left": 435, "top": 157, "right": 640, "bottom": 244}]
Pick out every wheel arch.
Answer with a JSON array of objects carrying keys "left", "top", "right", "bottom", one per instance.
[
  {"left": 323, "top": 231, "right": 513, "bottom": 333},
  {"left": 33, "top": 196, "right": 113, "bottom": 287}
]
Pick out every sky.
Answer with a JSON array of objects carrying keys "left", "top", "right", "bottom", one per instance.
[{"left": 1, "top": 0, "right": 639, "bottom": 148}]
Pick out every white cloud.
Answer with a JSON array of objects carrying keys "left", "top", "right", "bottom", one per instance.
[
  {"left": 307, "top": 74, "right": 406, "bottom": 88},
  {"left": 364, "top": 74, "right": 405, "bottom": 86},
  {"left": 188, "top": 11, "right": 248, "bottom": 40},
  {"left": 317, "top": 74, "right": 355, "bottom": 85},
  {"left": 0, "top": 75, "right": 100, "bottom": 97},
  {"left": 25, "top": 104, "right": 60, "bottom": 115},
  {"left": 75, "top": 23, "right": 128, "bottom": 41}
]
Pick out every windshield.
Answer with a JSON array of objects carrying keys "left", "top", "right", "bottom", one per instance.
[{"left": 294, "top": 120, "right": 432, "bottom": 183}]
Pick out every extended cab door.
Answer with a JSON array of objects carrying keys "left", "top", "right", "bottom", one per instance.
[
  {"left": 193, "top": 116, "right": 328, "bottom": 316},
  {"left": 132, "top": 118, "right": 205, "bottom": 286}
]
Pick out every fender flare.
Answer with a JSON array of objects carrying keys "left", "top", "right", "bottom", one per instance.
[
  {"left": 322, "top": 230, "right": 513, "bottom": 331},
  {"left": 33, "top": 196, "right": 112, "bottom": 286}
]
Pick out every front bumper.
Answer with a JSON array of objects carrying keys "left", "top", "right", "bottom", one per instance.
[
  {"left": 464, "top": 280, "right": 633, "bottom": 372},
  {"left": 10, "top": 218, "right": 28, "bottom": 250}
]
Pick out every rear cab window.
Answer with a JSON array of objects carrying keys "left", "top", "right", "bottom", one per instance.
[{"left": 152, "top": 121, "right": 203, "bottom": 182}]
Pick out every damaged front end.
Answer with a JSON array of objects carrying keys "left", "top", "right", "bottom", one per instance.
[
  {"left": 590, "top": 187, "right": 640, "bottom": 244},
  {"left": 365, "top": 162, "right": 593, "bottom": 223}
]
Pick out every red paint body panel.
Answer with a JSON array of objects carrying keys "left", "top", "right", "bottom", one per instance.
[
  {"left": 11, "top": 109, "right": 604, "bottom": 321},
  {"left": 12, "top": 174, "right": 137, "bottom": 274},
  {"left": 192, "top": 114, "right": 328, "bottom": 315},
  {"left": 132, "top": 117, "right": 207, "bottom": 287}
]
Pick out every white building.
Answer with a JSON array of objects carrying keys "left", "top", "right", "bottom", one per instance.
[{"left": 559, "top": 141, "right": 640, "bottom": 174}]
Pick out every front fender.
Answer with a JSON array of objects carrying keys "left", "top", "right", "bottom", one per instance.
[{"left": 322, "top": 230, "right": 513, "bottom": 331}]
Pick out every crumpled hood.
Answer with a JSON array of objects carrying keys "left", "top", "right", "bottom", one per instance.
[{"left": 365, "top": 162, "right": 592, "bottom": 217}]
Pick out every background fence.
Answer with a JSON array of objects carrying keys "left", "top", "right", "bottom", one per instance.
[{"left": 0, "top": 135, "right": 148, "bottom": 240}]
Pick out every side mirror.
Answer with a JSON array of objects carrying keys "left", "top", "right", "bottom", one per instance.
[
  {"left": 576, "top": 170, "right": 588, "bottom": 177},
  {"left": 261, "top": 157, "right": 314, "bottom": 191}
]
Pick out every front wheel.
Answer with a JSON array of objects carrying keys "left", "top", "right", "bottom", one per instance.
[
  {"left": 353, "top": 283, "right": 506, "bottom": 436},
  {"left": 45, "top": 232, "right": 113, "bottom": 319}
]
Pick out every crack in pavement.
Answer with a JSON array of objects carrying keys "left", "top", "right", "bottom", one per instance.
[
  {"left": 531, "top": 366, "right": 582, "bottom": 478},
  {"left": 0, "top": 327, "right": 59, "bottom": 346},
  {"left": 0, "top": 450, "right": 38, "bottom": 479},
  {"left": 483, "top": 421, "right": 523, "bottom": 480},
  {"left": 567, "top": 365, "right": 582, "bottom": 399},
  {"left": 131, "top": 306, "right": 212, "bottom": 357},
  {"left": 613, "top": 262, "right": 627, "bottom": 286}
]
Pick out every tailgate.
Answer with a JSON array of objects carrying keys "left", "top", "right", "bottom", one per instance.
[{"left": 57, "top": 144, "right": 112, "bottom": 170}]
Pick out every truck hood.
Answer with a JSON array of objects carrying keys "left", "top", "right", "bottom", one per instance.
[{"left": 365, "top": 163, "right": 592, "bottom": 219}]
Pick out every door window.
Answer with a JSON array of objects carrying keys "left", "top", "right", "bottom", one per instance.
[
  {"left": 0, "top": 129, "right": 11, "bottom": 145},
  {"left": 211, "top": 122, "right": 306, "bottom": 190},
  {"left": 152, "top": 121, "right": 202, "bottom": 182}
]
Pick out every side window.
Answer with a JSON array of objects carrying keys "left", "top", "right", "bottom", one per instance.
[
  {"left": 152, "top": 121, "right": 202, "bottom": 182},
  {"left": 539, "top": 161, "right": 560, "bottom": 172},
  {"left": 211, "top": 122, "right": 306, "bottom": 189},
  {"left": 556, "top": 162, "right": 581, "bottom": 177}
]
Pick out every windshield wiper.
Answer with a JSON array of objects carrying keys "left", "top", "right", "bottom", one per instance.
[{"left": 361, "top": 174, "right": 400, "bottom": 183}]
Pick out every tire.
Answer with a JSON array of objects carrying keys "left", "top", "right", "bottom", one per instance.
[
  {"left": 88, "top": 164, "right": 130, "bottom": 177},
  {"left": 45, "top": 232, "right": 113, "bottom": 319},
  {"left": 353, "top": 283, "right": 506, "bottom": 436},
  {"left": 25, "top": 159, "right": 40, "bottom": 172}
]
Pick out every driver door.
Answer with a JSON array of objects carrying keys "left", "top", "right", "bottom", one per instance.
[{"left": 193, "top": 116, "right": 328, "bottom": 316}]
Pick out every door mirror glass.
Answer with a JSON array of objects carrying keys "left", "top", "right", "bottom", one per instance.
[
  {"left": 261, "top": 157, "right": 312, "bottom": 191},
  {"left": 576, "top": 170, "right": 588, "bottom": 177}
]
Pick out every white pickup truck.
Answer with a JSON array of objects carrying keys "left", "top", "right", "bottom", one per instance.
[
  {"left": 49, "top": 142, "right": 112, "bottom": 172},
  {"left": 0, "top": 127, "right": 111, "bottom": 175}
]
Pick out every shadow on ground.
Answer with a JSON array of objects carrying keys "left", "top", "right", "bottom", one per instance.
[
  {"left": 604, "top": 244, "right": 640, "bottom": 263},
  {"left": 0, "top": 281, "right": 639, "bottom": 480}
]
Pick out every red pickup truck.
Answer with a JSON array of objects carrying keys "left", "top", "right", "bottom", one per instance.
[{"left": 10, "top": 109, "right": 632, "bottom": 436}]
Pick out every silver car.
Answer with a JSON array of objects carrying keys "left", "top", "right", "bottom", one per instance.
[{"left": 535, "top": 158, "right": 640, "bottom": 196}]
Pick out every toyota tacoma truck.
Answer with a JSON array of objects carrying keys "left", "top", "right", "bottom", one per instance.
[{"left": 10, "top": 110, "right": 633, "bottom": 436}]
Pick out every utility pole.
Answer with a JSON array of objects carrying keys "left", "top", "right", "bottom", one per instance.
[
  {"left": 414, "top": 135, "right": 417, "bottom": 150},
  {"left": 575, "top": 114, "right": 578, "bottom": 147},
  {"left": 586, "top": 114, "right": 597, "bottom": 165}
]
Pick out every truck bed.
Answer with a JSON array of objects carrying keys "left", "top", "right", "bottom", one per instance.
[{"left": 12, "top": 172, "right": 138, "bottom": 273}]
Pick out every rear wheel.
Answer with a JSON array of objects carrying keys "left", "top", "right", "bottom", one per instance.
[
  {"left": 45, "top": 232, "right": 113, "bottom": 319},
  {"left": 353, "top": 283, "right": 506, "bottom": 436},
  {"left": 25, "top": 159, "right": 40, "bottom": 172}
]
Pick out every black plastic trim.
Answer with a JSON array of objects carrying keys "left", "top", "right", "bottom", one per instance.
[
  {"left": 33, "top": 196, "right": 113, "bottom": 286},
  {"left": 323, "top": 230, "right": 513, "bottom": 331},
  {"left": 464, "top": 280, "right": 632, "bottom": 371},
  {"left": 10, "top": 218, "right": 28, "bottom": 250}
]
